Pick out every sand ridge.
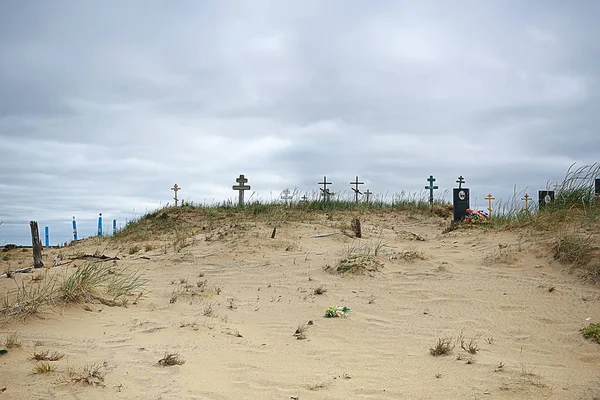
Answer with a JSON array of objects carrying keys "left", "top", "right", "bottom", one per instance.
[{"left": 1, "top": 211, "right": 599, "bottom": 399}]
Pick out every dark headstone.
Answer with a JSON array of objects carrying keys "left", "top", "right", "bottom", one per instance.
[
  {"left": 453, "top": 188, "right": 470, "bottom": 222},
  {"left": 595, "top": 178, "right": 600, "bottom": 197},
  {"left": 538, "top": 190, "right": 555, "bottom": 210}
]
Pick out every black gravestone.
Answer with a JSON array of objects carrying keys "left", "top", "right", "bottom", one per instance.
[
  {"left": 595, "top": 178, "right": 600, "bottom": 197},
  {"left": 453, "top": 188, "right": 470, "bottom": 222},
  {"left": 538, "top": 190, "right": 555, "bottom": 210}
]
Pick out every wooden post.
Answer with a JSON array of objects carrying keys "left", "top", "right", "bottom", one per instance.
[
  {"left": 29, "top": 221, "right": 44, "bottom": 268},
  {"left": 352, "top": 218, "right": 362, "bottom": 238}
]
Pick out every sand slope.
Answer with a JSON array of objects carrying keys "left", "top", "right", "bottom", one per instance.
[{"left": 1, "top": 212, "right": 599, "bottom": 399}]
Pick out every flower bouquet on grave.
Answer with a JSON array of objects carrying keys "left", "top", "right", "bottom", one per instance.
[
  {"left": 465, "top": 209, "right": 488, "bottom": 224},
  {"left": 325, "top": 305, "right": 351, "bottom": 318}
]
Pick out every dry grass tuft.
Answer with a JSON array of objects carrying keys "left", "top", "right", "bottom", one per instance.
[
  {"left": 313, "top": 285, "right": 327, "bottom": 295},
  {"left": 58, "top": 363, "right": 106, "bottom": 387},
  {"left": 553, "top": 232, "right": 594, "bottom": 265},
  {"left": 157, "top": 352, "right": 185, "bottom": 366},
  {"left": 430, "top": 337, "right": 454, "bottom": 356},
  {"left": 32, "top": 349, "right": 65, "bottom": 361},
  {"left": 34, "top": 362, "right": 57, "bottom": 374},
  {"left": 4, "top": 332, "right": 21, "bottom": 348}
]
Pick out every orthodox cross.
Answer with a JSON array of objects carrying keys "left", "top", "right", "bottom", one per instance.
[
  {"left": 232, "top": 174, "right": 251, "bottom": 206},
  {"left": 350, "top": 176, "right": 364, "bottom": 203},
  {"left": 318, "top": 176, "right": 333, "bottom": 201},
  {"left": 456, "top": 176, "right": 465, "bottom": 189},
  {"left": 521, "top": 194, "right": 532, "bottom": 211},
  {"left": 171, "top": 184, "right": 181, "bottom": 206},
  {"left": 485, "top": 193, "right": 496, "bottom": 218},
  {"left": 364, "top": 189, "right": 372, "bottom": 203},
  {"left": 425, "top": 175, "right": 438, "bottom": 207},
  {"left": 300, "top": 194, "right": 308, "bottom": 203}
]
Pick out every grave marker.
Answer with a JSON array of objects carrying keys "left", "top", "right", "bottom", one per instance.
[
  {"left": 300, "top": 194, "right": 308, "bottom": 204},
  {"left": 595, "top": 178, "right": 600, "bottom": 201},
  {"left": 318, "top": 176, "right": 333, "bottom": 201},
  {"left": 453, "top": 176, "right": 470, "bottom": 222},
  {"left": 538, "top": 190, "right": 554, "bottom": 210},
  {"left": 485, "top": 194, "right": 495, "bottom": 218},
  {"left": 72, "top": 216, "right": 78, "bottom": 241},
  {"left": 44, "top": 226, "right": 49, "bottom": 249},
  {"left": 521, "top": 194, "right": 532, "bottom": 211},
  {"left": 280, "top": 188, "right": 293, "bottom": 205},
  {"left": 364, "top": 189, "right": 372, "bottom": 203},
  {"left": 171, "top": 184, "right": 181, "bottom": 206},
  {"left": 98, "top": 213, "right": 103, "bottom": 237},
  {"left": 425, "top": 175, "right": 439, "bottom": 207},
  {"left": 350, "top": 176, "right": 364, "bottom": 203},
  {"left": 113, "top": 219, "right": 117, "bottom": 235},
  {"left": 232, "top": 174, "right": 251, "bottom": 206}
]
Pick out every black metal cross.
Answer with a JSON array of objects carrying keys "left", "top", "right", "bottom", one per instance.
[
  {"left": 318, "top": 176, "right": 333, "bottom": 201},
  {"left": 350, "top": 176, "right": 364, "bottom": 203},
  {"left": 364, "top": 189, "right": 372, "bottom": 203},
  {"left": 456, "top": 176, "right": 465, "bottom": 189}
]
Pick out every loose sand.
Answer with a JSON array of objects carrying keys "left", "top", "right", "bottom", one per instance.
[{"left": 1, "top": 211, "right": 599, "bottom": 399}]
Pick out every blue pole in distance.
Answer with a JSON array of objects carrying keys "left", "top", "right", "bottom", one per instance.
[
  {"left": 98, "top": 213, "right": 103, "bottom": 237},
  {"left": 45, "top": 226, "right": 49, "bottom": 248},
  {"left": 72, "top": 216, "right": 78, "bottom": 241},
  {"left": 113, "top": 219, "right": 116, "bottom": 235}
]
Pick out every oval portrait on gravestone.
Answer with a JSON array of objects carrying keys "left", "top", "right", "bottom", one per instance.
[
  {"left": 545, "top": 194, "right": 552, "bottom": 204},
  {"left": 458, "top": 190, "right": 466, "bottom": 201}
]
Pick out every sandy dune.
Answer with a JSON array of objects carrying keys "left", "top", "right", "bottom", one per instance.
[{"left": 1, "top": 211, "right": 599, "bottom": 399}]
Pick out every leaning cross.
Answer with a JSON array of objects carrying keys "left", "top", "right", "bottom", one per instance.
[
  {"left": 456, "top": 176, "right": 465, "bottom": 189},
  {"left": 232, "top": 174, "right": 251, "bottom": 206},
  {"left": 171, "top": 184, "right": 181, "bottom": 206},
  {"left": 350, "top": 176, "right": 364, "bottom": 203},
  {"left": 364, "top": 189, "right": 372, "bottom": 203},
  {"left": 485, "top": 193, "right": 496, "bottom": 218},
  {"left": 280, "top": 188, "right": 293, "bottom": 205},
  {"left": 521, "top": 194, "right": 532, "bottom": 211},
  {"left": 425, "top": 175, "right": 439, "bottom": 207},
  {"left": 318, "top": 176, "right": 333, "bottom": 201}
]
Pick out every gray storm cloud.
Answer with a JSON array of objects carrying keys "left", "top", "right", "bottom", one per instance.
[{"left": 1, "top": 1, "right": 599, "bottom": 244}]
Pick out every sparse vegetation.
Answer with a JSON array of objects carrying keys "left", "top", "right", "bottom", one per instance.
[
  {"left": 553, "top": 232, "right": 594, "bottom": 265},
  {"left": 581, "top": 323, "right": 600, "bottom": 343},
  {"left": 32, "top": 350, "right": 64, "bottom": 361},
  {"left": 430, "top": 337, "right": 454, "bottom": 356},
  {"left": 4, "top": 332, "right": 22, "bottom": 348},
  {"left": 34, "top": 362, "right": 57, "bottom": 374},
  {"left": 58, "top": 363, "right": 107, "bottom": 387},
  {"left": 313, "top": 285, "right": 327, "bottom": 295},
  {"left": 157, "top": 352, "right": 186, "bottom": 366}
]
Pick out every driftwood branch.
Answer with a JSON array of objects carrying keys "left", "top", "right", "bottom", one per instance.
[{"left": 70, "top": 254, "right": 120, "bottom": 262}]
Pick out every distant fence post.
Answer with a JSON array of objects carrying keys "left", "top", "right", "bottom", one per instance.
[
  {"left": 72, "top": 216, "right": 78, "bottom": 240},
  {"left": 113, "top": 219, "right": 117, "bottom": 235},
  {"left": 98, "top": 213, "right": 103, "bottom": 237},
  {"left": 44, "top": 226, "right": 49, "bottom": 248},
  {"left": 30, "top": 221, "right": 44, "bottom": 268}
]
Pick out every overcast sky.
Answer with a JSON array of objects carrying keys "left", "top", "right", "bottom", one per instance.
[{"left": 1, "top": 1, "right": 599, "bottom": 245}]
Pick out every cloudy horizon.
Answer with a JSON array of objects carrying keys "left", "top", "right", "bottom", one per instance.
[{"left": 1, "top": 1, "right": 599, "bottom": 245}]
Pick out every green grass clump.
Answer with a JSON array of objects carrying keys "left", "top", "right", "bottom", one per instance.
[{"left": 581, "top": 323, "right": 600, "bottom": 343}]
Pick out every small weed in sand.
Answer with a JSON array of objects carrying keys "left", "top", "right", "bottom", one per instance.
[
  {"left": 330, "top": 254, "right": 383, "bottom": 274},
  {"left": 157, "top": 352, "right": 185, "bottom": 367},
  {"left": 34, "top": 362, "right": 57, "bottom": 374},
  {"left": 203, "top": 303, "right": 216, "bottom": 317},
  {"left": 4, "top": 332, "right": 21, "bottom": 348},
  {"left": 430, "top": 337, "right": 454, "bottom": 356},
  {"left": 581, "top": 323, "right": 600, "bottom": 343},
  {"left": 32, "top": 350, "right": 64, "bottom": 361},
  {"left": 521, "top": 365, "right": 546, "bottom": 387},
  {"left": 313, "top": 285, "right": 327, "bottom": 295},
  {"left": 460, "top": 338, "right": 479, "bottom": 354},
  {"left": 144, "top": 244, "right": 154, "bottom": 252},
  {"left": 435, "top": 373, "right": 442, "bottom": 378},
  {"left": 227, "top": 297, "right": 238, "bottom": 309},
  {"left": 59, "top": 363, "right": 106, "bottom": 387},
  {"left": 294, "top": 323, "right": 308, "bottom": 340},
  {"left": 486, "top": 337, "right": 494, "bottom": 345},
  {"left": 307, "top": 382, "right": 327, "bottom": 391},
  {"left": 495, "top": 362, "right": 505, "bottom": 372}
]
